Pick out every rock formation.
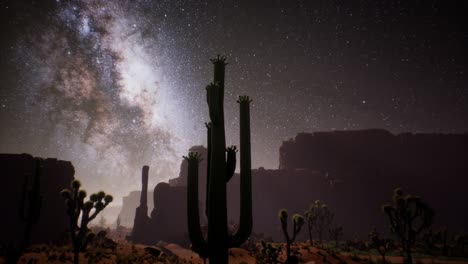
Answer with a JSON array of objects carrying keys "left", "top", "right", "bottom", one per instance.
[
  {"left": 149, "top": 182, "right": 188, "bottom": 245},
  {"left": 0, "top": 153, "right": 74, "bottom": 245},
  {"left": 119, "top": 191, "right": 153, "bottom": 227},
  {"left": 127, "top": 129, "right": 468, "bottom": 244},
  {"left": 129, "top": 166, "right": 151, "bottom": 243}
]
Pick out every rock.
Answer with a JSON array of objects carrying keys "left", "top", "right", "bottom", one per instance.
[
  {"left": 0, "top": 153, "right": 74, "bottom": 244},
  {"left": 144, "top": 246, "right": 161, "bottom": 257},
  {"left": 127, "top": 129, "right": 468, "bottom": 243}
]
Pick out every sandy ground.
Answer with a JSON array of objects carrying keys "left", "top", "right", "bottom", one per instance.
[{"left": 3, "top": 242, "right": 468, "bottom": 264}]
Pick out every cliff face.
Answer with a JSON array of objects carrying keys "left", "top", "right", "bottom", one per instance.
[
  {"left": 119, "top": 191, "right": 154, "bottom": 227},
  {"left": 278, "top": 129, "right": 468, "bottom": 235},
  {"left": 280, "top": 129, "right": 468, "bottom": 174},
  {"left": 148, "top": 183, "right": 189, "bottom": 245},
  {"left": 0, "top": 153, "right": 74, "bottom": 244},
  {"left": 128, "top": 129, "right": 468, "bottom": 244}
]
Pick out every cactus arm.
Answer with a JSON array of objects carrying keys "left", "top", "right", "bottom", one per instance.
[
  {"left": 185, "top": 153, "right": 208, "bottom": 257},
  {"left": 225, "top": 146, "right": 237, "bottom": 182},
  {"left": 205, "top": 122, "right": 212, "bottom": 218},
  {"left": 228, "top": 96, "right": 253, "bottom": 247}
]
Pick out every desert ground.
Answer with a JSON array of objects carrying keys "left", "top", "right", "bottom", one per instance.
[{"left": 4, "top": 240, "right": 468, "bottom": 264}]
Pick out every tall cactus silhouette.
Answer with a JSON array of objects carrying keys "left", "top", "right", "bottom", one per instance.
[{"left": 186, "top": 55, "right": 253, "bottom": 264}]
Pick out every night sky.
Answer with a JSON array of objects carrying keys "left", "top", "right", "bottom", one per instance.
[{"left": 1, "top": 0, "right": 467, "bottom": 202}]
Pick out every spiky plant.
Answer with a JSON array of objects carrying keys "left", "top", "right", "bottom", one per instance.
[
  {"left": 368, "top": 228, "right": 394, "bottom": 263},
  {"left": 186, "top": 55, "right": 253, "bottom": 264},
  {"left": 305, "top": 200, "right": 334, "bottom": 246},
  {"left": 61, "top": 179, "right": 113, "bottom": 264},
  {"left": 256, "top": 239, "right": 282, "bottom": 264},
  {"left": 279, "top": 209, "right": 304, "bottom": 264},
  {"left": 382, "top": 188, "right": 433, "bottom": 264}
]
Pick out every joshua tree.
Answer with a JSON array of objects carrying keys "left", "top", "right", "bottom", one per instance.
[
  {"left": 61, "top": 179, "right": 113, "bottom": 264},
  {"left": 329, "top": 226, "right": 344, "bottom": 248},
  {"left": 368, "top": 228, "right": 394, "bottom": 263},
  {"left": 186, "top": 55, "right": 253, "bottom": 264},
  {"left": 305, "top": 200, "right": 334, "bottom": 245},
  {"left": 279, "top": 209, "right": 304, "bottom": 264},
  {"left": 382, "top": 188, "right": 433, "bottom": 264}
]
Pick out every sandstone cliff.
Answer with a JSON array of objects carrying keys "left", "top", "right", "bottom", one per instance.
[
  {"left": 0, "top": 153, "right": 74, "bottom": 244},
  {"left": 127, "top": 129, "right": 468, "bottom": 243}
]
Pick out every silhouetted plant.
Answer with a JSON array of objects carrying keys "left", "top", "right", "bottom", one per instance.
[
  {"left": 382, "top": 188, "right": 433, "bottom": 264},
  {"left": 329, "top": 226, "right": 344, "bottom": 248},
  {"left": 186, "top": 55, "right": 253, "bottom": 264},
  {"left": 279, "top": 209, "right": 304, "bottom": 264},
  {"left": 61, "top": 179, "right": 113, "bottom": 264},
  {"left": 454, "top": 233, "right": 468, "bottom": 257},
  {"left": 305, "top": 200, "right": 334, "bottom": 246},
  {"left": 255, "top": 239, "right": 282, "bottom": 264},
  {"left": 368, "top": 228, "right": 395, "bottom": 263}
]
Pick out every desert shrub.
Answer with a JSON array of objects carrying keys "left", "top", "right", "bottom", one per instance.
[{"left": 255, "top": 240, "right": 282, "bottom": 264}]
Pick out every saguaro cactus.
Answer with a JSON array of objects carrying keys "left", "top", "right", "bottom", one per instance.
[
  {"left": 382, "top": 188, "right": 433, "bottom": 264},
  {"left": 279, "top": 209, "right": 304, "bottom": 264},
  {"left": 61, "top": 180, "right": 113, "bottom": 264},
  {"left": 186, "top": 55, "right": 253, "bottom": 264}
]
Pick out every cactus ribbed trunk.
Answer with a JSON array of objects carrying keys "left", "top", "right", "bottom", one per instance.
[
  {"left": 207, "top": 57, "right": 229, "bottom": 264},
  {"left": 186, "top": 55, "right": 253, "bottom": 264}
]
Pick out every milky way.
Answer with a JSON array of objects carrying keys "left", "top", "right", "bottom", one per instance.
[
  {"left": 2, "top": 0, "right": 202, "bottom": 199},
  {"left": 1, "top": 0, "right": 467, "bottom": 203}
]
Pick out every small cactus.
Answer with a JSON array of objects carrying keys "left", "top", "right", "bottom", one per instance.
[
  {"left": 279, "top": 209, "right": 304, "bottom": 264},
  {"left": 256, "top": 239, "right": 282, "bottom": 264},
  {"left": 61, "top": 179, "right": 113, "bottom": 264}
]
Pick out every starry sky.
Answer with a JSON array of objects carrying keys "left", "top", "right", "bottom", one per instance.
[{"left": 1, "top": 0, "right": 467, "bottom": 202}]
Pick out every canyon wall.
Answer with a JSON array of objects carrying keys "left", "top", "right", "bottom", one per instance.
[
  {"left": 0, "top": 153, "right": 74, "bottom": 245},
  {"left": 127, "top": 129, "right": 468, "bottom": 244}
]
